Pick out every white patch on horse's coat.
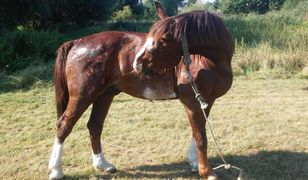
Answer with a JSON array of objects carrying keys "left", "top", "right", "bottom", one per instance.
[
  {"left": 92, "top": 151, "right": 115, "bottom": 172},
  {"left": 48, "top": 138, "right": 64, "bottom": 179},
  {"left": 133, "top": 37, "right": 154, "bottom": 71},
  {"left": 72, "top": 45, "right": 103, "bottom": 60},
  {"left": 187, "top": 137, "right": 198, "bottom": 171},
  {"left": 143, "top": 86, "right": 176, "bottom": 100},
  {"left": 76, "top": 47, "right": 88, "bottom": 56}
]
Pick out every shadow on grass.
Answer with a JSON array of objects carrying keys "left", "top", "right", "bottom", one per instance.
[{"left": 63, "top": 150, "right": 308, "bottom": 179}]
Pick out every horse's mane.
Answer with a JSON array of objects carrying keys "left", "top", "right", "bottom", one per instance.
[{"left": 148, "top": 10, "right": 234, "bottom": 58}]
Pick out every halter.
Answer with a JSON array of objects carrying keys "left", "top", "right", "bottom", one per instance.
[{"left": 180, "top": 33, "right": 246, "bottom": 179}]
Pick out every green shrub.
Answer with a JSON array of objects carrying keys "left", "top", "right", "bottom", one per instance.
[
  {"left": 220, "top": 0, "right": 286, "bottom": 14},
  {"left": 180, "top": 2, "right": 214, "bottom": 13},
  {"left": 108, "top": 21, "right": 152, "bottom": 32},
  {"left": 0, "top": 28, "right": 64, "bottom": 72},
  {"left": 111, "top": 5, "right": 134, "bottom": 22}
]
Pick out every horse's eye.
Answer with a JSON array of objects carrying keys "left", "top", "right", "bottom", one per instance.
[
  {"left": 155, "top": 39, "right": 167, "bottom": 50},
  {"left": 159, "top": 38, "right": 168, "bottom": 46}
]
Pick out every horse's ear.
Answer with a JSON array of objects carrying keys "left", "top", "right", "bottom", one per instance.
[{"left": 154, "top": 1, "right": 168, "bottom": 19}]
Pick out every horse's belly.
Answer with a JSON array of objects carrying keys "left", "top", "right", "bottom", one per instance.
[{"left": 142, "top": 86, "right": 177, "bottom": 100}]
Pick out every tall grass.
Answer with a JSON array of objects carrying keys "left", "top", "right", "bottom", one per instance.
[
  {"left": 0, "top": 62, "right": 53, "bottom": 92},
  {"left": 233, "top": 42, "right": 308, "bottom": 78},
  {"left": 223, "top": 1, "right": 308, "bottom": 78}
]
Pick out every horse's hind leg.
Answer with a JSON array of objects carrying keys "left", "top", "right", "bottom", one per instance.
[
  {"left": 87, "top": 92, "right": 116, "bottom": 173},
  {"left": 49, "top": 96, "right": 91, "bottom": 179}
]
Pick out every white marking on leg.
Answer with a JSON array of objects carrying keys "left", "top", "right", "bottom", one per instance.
[
  {"left": 208, "top": 173, "right": 219, "bottom": 180},
  {"left": 48, "top": 138, "right": 64, "bottom": 179},
  {"left": 92, "top": 151, "right": 115, "bottom": 172},
  {"left": 133, "top": 37, "right": 154, "bottom": 71},
  {"left": 187, "top": 137, "right": 198, "bottom": 172}
]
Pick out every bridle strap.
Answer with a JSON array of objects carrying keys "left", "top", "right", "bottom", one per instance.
[{"left": 180, "top": 34, "right": 208, "bottom": 110}]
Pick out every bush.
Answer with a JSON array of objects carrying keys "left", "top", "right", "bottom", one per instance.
[
  {"left": 221, "top": 0, "right": 286, "bottom": 14},
  {"left": 0, "top": 0, "right": 118, "bottom": 29},
  {"left": 0, "top": 28, "right": 64, "bottom": 72},
  {"left": 111, "top": 5, "right": 134, "bottom": 22},
  {"left": 180, "top": 2, "right": 215, "bottom": 13},
  {"left": 108, "top": 21, "right": 152, "bottom": 32}
]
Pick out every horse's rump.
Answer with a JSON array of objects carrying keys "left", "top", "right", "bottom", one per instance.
[{"left": 54, "top": 41, "right": 74, "bottom": 119}]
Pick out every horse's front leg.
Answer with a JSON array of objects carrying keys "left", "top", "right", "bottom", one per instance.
[
  {"left": 180, "top": 96, "right": 217, "bottom": 180},
  {"left": 87, "top": 92, "right": 116, "bottom": 173}
]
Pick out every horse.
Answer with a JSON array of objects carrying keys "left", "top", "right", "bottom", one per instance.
[{"left": 48, "top": 2, "right": 234, "bottom": 180}]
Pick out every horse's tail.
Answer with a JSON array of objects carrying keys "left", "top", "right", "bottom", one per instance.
[{"left": 54, "top": 40, "right": 74, "bottom": 119}]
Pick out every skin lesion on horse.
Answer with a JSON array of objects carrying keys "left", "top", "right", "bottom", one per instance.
[
  {"left": 71, "top": 44, "right": 105, "bottom": 61},
  {"left": 48, "top": 2, "right": 234, "bottom": 180}
]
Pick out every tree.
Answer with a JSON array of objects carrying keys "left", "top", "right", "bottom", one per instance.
[
  {"left": 0, "top": 0, "right": 119, "bottom": 29},
  {"left": 161, "top": 0, "right": 185, "bottom": 16},
  {"left": 143, "top": 0, "right": 185, "bottom": 18},
  {"left": 143, "top": 0, "right": 157, "bottom": 18},
  {"left": 111, "top": 5, "right": 134, "bottom": 21},
  {"left": 187, "top": 0, "right": 198, "bottom": 5},
  {"left": 116, "top": 0, "right": 144, "bottom": 16}
]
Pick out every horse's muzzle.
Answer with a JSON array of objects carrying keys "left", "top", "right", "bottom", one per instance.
[
  {"left": 136, "top": 63, "right": 155, "bottom": 78},
  {"left": 135, "top": 63, "right": 143, "bottom": 74}
]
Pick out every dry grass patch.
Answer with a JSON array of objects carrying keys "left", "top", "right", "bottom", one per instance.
[{"left": 0, "top": 78, "right": 307, "bottom": 179}]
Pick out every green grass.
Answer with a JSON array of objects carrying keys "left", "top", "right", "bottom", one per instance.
[{"left": 0, "top": 78, "right": 307, "bottom": 179}]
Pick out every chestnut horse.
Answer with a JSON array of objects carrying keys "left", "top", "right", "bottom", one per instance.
[{"left": 48, "top": 2, "right": 234, "bottom": 180}]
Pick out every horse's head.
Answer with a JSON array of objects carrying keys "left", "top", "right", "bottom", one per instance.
[
  {"left": 133, "top": 2, "right": 182, "bottom": 76},
  {"left": 134, "top": 4, "right": 234, "bottom": 76},
  {"left": 133, "top": 31, "right": 182, "bottom": 76}
]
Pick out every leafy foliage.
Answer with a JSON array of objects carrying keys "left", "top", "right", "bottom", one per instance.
[
  {"left": 181, "top": 2, "right": 215, "bottom": 13},
  {"left": 0, "top": 28, "right": 64, "bottom": 72},
  {"left": 0, "top": 0, "right": 118, "bottom": 29},
  {"left": 143, "top": 0, "right": 185, "bottom": 18},
  {"left": 117, "top": 0, "right": 144, "bottom": 16},
  {"left": 220, "top": 0, "right": 286, "bottom": 14},
  {"left": 112, "top": 5, "right": 134, "bottom": 22}
]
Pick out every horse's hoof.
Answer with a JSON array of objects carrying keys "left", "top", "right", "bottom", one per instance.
[
  {"left": 189, "top": 162, "right": 198, "bottom": 172},
  {"left": 49, "top": 168, "right": 64, "bottom": 180},
  {"left": 94, "top": 163, "right": 117, "bottom": 174},
  {"left": 207, "top": 172, "right": 218, "bottom": 180},
  {"left": 105, "top": 166, "right": 117, "bottom": 174},
  {"left": 191, "top": 167, "right": 198, "bottom": 172}
]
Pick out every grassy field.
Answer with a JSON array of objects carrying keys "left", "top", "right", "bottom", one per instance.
[{"left": 0, "top": 77, "right": 307, "bottom": 179}]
